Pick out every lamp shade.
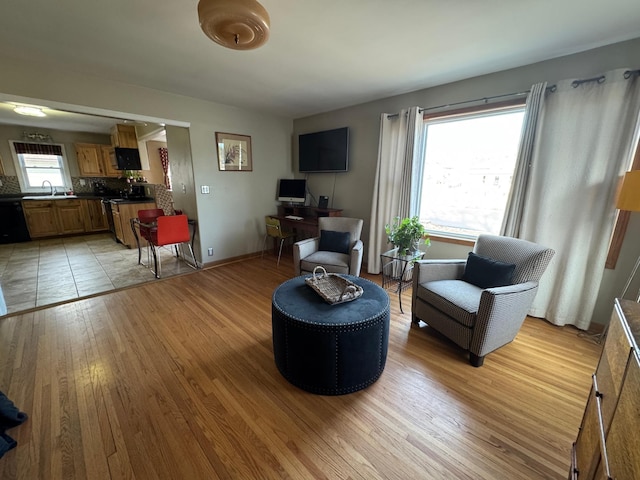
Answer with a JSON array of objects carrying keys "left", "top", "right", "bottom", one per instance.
[
  {"left": 616, "top": 171, "right": 640, "bottom": 212},
  {"left": 198, "top": 0, "right": 270, "bottom": 50}
]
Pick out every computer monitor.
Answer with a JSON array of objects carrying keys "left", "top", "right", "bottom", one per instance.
[{"left": 277, "top": 179, "right": 306, "bottom": 204}]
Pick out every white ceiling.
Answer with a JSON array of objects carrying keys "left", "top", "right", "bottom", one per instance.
[{"left": 1, "top": 0, "right": 640, "bottom": 127}]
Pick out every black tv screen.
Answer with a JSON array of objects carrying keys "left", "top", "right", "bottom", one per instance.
[
  {"left": 114, "top": 147, "right": 142, "bottom": 170},
  {"left": 298, "top": 127, "right": 349, "bottom": 173}
]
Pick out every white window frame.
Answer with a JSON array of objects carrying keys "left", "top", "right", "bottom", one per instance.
[
  {"left": 417, "top": 100, "right": 526, "bottom": 241},
  {"left": 9, "top": 141, "right": 72, "bottom": 194}
]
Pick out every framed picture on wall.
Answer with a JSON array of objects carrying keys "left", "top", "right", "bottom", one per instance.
[{"left": 216, "top": 132, "right": 253, "bottom": 171}]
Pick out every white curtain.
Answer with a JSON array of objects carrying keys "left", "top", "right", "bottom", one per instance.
[
  {"left": 517, "top": 69, "right": 640, "bottom": 329},
  {"left": 368, "top": 107, "right": 423, "bottom": 273},
  {"left": 501, "top": 82, "right": 547, "bottom": 237}
]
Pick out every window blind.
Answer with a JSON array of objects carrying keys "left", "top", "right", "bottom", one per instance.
[{"left": 13, "top": 142, "right": 63, "bottom": 156}]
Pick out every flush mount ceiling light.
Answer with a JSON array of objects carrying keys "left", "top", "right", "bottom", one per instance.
[
  {"left": 197, "top": 0, "right": 270, "bottom": 50},
  {"left": 14, "top": 105, "right": 47, "bottom": 117}
]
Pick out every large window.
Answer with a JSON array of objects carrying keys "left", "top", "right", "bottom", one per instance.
[
  {"left": 418, "top": 103, "right": 525, "bottom": 239},
  {"left": 10, "top": 141, "right": 72, "bottom": 193}
]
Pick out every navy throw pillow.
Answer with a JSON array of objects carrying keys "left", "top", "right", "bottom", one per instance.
[
  {"left": 319, "top": 230, "right": 351, "bottom": 254},
  {"left": 461, "top": 252, "right": 516, "bottom": 289}
]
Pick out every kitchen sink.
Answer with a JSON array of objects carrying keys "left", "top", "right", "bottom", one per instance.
[{"left": 22, "top": 195, "right": 78, "bottom": 200}]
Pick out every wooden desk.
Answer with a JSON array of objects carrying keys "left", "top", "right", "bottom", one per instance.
[
  {"left": 275, "top": 206, "right": 342, "bottom": 238},
  {"left": 276, "top": 216, "right": 321, "bottom": 238}
]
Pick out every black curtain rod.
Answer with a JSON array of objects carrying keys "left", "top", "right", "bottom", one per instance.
[
  {"left": 387, "top": 85, "right": 558, "bottom": 119},
  {"left": 387, "top": 68, "right": 640, "bottom": 118},
  {"left": 420, "top": 89, "right": 534, "bottom": 114}
]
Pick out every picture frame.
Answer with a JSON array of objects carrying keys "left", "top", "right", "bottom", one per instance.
[{"left": 216, "top": 132, "right": 253, "bottom": 171}]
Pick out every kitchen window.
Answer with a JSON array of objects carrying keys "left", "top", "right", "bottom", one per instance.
[
  {"left": 417, "top": 102, "right": 526, "bottom": 240},
  {"left": 10, "top": 141, "right": 72, "bottom": 193}
]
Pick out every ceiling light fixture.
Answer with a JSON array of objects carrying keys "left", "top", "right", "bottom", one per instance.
[
  {"left": 14, "top": 105, "right": 47, "bottom": 117},
  {"left": 197, "top": 0, "right": 270, "bottom": 50}
]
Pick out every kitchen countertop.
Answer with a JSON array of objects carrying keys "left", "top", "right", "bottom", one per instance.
[
  {"left": 109, "top": 197, "right": 155, "bottom": 204},
  {"left": 3, "top": 194, "right": 155, "bottom": 203}
]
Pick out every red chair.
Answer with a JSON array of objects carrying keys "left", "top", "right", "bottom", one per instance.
[
  {"left": 137, "top": 208, "right": 164, "bottom": 265},
  {"left": 148, "top": 214, "right": 197, "bottom": 278}
]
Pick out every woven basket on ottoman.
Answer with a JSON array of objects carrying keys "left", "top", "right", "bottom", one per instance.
[{"left": 272, "top": 275, "right": 390, "bottom": 395}]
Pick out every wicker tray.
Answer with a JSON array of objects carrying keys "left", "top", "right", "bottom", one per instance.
[{"left": 305, "top": 266, "right": 363, "bottom": 305}]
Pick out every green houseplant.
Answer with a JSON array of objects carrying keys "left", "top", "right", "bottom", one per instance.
[{"left": 385, "top": 216, "right": 431, "bottom": 255}]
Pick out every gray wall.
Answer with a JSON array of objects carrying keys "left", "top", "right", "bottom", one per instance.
[
  {"left": 0, "top": 55, "right": 294, "bottom": 265},
  {"left": 294, "top": 37, "right": 640, "bottom": 327},
  {"left": 2, "top": 37, "right": 640, "bottom": 327},
  {"left": 0, "top": 124, "right": 110, "bottom": 177}
]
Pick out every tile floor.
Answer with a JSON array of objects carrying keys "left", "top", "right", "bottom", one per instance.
[{"left": 0, "top": 233, "right": 196, "bottom": 316}]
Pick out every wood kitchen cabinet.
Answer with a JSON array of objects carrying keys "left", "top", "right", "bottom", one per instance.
[
  {"left": 22, "top": 201, "right": 59, "bottom": 238},
  {"left": 100, "top": 145, "right": 120, "bottom": 177},
  {"left": 22, "top": 199, "right": 107, "bottom": 238},
  {"left": 84, "top": 199, "right": 108, "bottom": 232},
  {"left": 111, "top": 201, "right": 155, "bottom": 248},
  {"left": 76, "top": 143, "right": 103, "bottom": 176},
  {"left": 75, "top": 143, "right": 120, "bottom": 178},
  {"left": 111, "top": 124, "right": 138, "bottom": 148},
  {"left": 569, "top": 298, "right": 640, "bottom": 479},
  {"left": 56, "top": 200, "right": 85, "bottom": 234}
]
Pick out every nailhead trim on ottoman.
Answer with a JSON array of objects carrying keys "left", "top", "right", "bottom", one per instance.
[{"left": 272, "top": 275, "right": 390, "bottom": 395}]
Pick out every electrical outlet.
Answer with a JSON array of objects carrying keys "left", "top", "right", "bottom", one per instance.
[{"left": 207, "top": 247, "right": 213, "bottom": 256}]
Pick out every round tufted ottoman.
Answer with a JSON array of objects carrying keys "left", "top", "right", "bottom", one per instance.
[{"left": 272, "top": 275, "right": 390, "bottom": 395}]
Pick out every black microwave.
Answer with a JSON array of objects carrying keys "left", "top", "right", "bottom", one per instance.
[{"left": 113, "top": 147, "right": 142, "bottom": 170}]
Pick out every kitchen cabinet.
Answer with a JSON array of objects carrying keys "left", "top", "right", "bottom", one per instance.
[
  {"left": 111, "top": 124, "right": 138, "bottom": 148},
  {"left": 111, "top": 201, "right": 156, "bottom": 248},
  {"left": 56, "top": 200, "right": 85, "bottom": 234},
  {"left": 101, "top": 145, "right": 120, "bottom": 177},
  {"left": 22, "top": 201, "right": 58, "bottom": 238},
  {"left": 569, "top": 298, "right": 640, "bottom": 479},
  {"left": 76, "top": 143, "right": 103, "bottom": 176},
  {"left": 76, "top": 143, "right": 120, "bottom": 178},
  {"left": 84, "top": 199, "right": 108, "bottom": 232},
  {"left": 22, "top": 198, "right": 107, "bottom": 238}
]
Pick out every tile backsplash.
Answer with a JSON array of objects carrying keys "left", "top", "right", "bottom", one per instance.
[
  {"left": 0, "top": 176, "right": 173, "bottom": 206},
  {"left": 0, "top": 176, "right": 20, "bottom": 195}
]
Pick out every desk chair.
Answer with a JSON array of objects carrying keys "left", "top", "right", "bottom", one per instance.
[
  {"left": 148, "top": 214, "right": 197, "bottom": 278},
  {"left": 137, "top": 208, "right": 164, "bottom": 265},
  {"left": 262, "top": 216, "right": 296, "bottom": 267}
]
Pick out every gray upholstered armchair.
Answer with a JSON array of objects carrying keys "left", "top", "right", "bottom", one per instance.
[
  {"left": 411, "top": 234, "right": 555, "bottom": 367},
  {"left": 293, "top": 217, "right": 364, "bottom": 276}
]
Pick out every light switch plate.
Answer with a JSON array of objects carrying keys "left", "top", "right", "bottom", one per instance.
[{"left": 201, "top": 185, "right": 210, "bottom": 194}]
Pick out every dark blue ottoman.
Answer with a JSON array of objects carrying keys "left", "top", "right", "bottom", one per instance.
[{"left": 272, "top": 275, "right": 390, "bottom": 395}]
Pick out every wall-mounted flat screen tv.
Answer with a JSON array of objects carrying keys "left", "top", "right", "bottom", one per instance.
[
  {"left": 298, "top": 127, "right": 349, "bottom": 173},
  {"left": 277, "top": 178, "right": 307, "bottom": 204}
]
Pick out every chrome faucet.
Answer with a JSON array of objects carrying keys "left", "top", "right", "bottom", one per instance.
[{"left": 42, "top": 180, "right": 55, "bottom": 196}]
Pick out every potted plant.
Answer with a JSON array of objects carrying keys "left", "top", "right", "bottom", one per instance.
[{"left": 385, "top": 216, "right": 431, "bottom": 256}]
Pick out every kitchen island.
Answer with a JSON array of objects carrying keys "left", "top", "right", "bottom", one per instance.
[{"left": 109, "top": 198, "right": 157, "bottom": 248}]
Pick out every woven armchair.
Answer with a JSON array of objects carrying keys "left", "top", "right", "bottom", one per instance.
[{"left": 411, "top": 234, "right": 555, "bottom": 367}]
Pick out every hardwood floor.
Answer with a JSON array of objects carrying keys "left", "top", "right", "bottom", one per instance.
[{"left": 0, "top": 256, "right": 601, "bottom": 479}]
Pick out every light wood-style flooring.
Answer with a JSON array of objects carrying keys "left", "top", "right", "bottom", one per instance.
[{"left": 0, "top": 255, "right": 601, "bottom": 479}]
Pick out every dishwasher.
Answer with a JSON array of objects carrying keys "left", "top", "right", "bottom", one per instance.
[{"left": 0, "top": 199, "right": 31, "bottom": 244}]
